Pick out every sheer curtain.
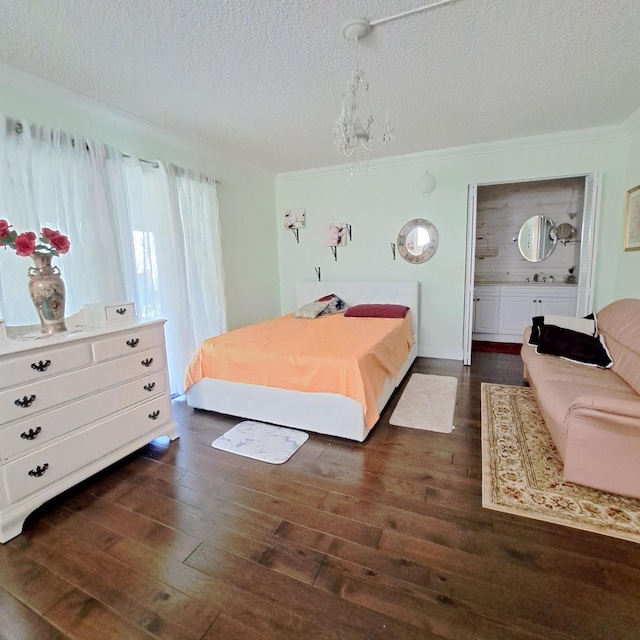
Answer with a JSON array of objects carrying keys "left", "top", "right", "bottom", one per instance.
[
  {"left": 124, "top": 159, "right": 227, "bottom": 395},
  {"left": 0, "top": 112, "right": 226, "bottom": 396},
  {"left": 0, "top": 114, "right": 138, "bottom": 325}
]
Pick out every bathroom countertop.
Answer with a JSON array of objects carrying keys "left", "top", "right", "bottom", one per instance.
[{"left": 475, "top": 280, "right": 577, "bottom": 286}]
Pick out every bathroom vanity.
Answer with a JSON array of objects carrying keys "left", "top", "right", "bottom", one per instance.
[{"left": 472, "top": 283, "right": 577, "bottom": 343}]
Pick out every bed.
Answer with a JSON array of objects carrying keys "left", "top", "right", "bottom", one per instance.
[{"left": 184, "top": 281, "right": 419, "bottom": 441}]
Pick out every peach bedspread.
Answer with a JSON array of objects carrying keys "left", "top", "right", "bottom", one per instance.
[{"left": 184, "top": 312, "right": 414, "bottom": 428}]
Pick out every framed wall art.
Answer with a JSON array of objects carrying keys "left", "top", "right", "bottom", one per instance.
[{"left": 624, "top": 184, "right": 640, "bottom": 251}]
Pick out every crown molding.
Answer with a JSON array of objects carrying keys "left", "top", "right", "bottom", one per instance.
[
  {"left": 276, "top": 124, "right": 627, "bottom": 183},
  {"left": 0, "top": 62, "right": 275, "bottom": 181}
]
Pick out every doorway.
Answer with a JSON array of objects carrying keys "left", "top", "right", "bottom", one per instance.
[{"left": 462, "top": 173, "right": 601, "bottom": 365}]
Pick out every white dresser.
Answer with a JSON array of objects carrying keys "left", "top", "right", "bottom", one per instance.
[{"left": 0, "top": 308, "right": 178, "bottom": 542}]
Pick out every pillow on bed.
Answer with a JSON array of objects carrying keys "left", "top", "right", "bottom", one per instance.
[
  {"left": 529, "top": 313, "right": 596, "bottom": 345},
  {"left": 344, "top": 304, "right": 409, "bottom": 318},
  {"left": 295, "top": 300, "right": 330, "bottom": 319},
  {"left": 535, "top": 323, "right": 612, "bottom": 368},
  {"left": 316, "top": 293, "right": 349, "bottom": 316}
]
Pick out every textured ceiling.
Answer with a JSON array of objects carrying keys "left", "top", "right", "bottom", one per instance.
[{"left": 0, "top": 0, "right": 639, "bottom": 174}]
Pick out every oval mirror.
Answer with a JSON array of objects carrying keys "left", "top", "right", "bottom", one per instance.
[
  {"left": 397, "top": 219, "right": 439, "bottom": 264},
  {"left": 517, "top": 215, "right": 557, "bottom": 262}
]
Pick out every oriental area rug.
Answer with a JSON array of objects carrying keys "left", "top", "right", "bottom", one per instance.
[
  {"left": 212, "top": 421, "right": 308, "bottom": 464},
  {"left": 389, "top": 374, "right": 457, "bottom": 433},
  {"left": 481, "top": 383, "right": 640, "bottom": 544}
]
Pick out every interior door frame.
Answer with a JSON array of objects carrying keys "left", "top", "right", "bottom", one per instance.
[{"left": 462, "top": 172, "right": 601, "bottom": 366}]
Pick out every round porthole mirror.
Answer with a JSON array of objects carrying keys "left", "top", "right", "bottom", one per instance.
[
  {"left": 397, "top": 219, "right": 439, "bottom": 264},
  {"left": 517, "top": 215, "right": 557, "bottom": 262}
]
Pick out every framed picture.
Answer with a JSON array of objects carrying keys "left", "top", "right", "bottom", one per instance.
[{"left": 624, "top": 184, "right": 640, "bottom": 251}]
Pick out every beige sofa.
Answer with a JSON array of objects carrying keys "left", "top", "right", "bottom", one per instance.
[{"left": 521, "top": 298, "right": 640, "bottom": 499}]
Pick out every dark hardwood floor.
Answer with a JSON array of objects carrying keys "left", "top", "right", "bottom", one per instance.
[{"left": 1, "top": 352, "right": 639, "bottom": 639}]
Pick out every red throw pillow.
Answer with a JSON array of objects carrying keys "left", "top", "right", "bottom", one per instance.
[{"left": 344, "top": 304, "right": 409, "bottom": 318}]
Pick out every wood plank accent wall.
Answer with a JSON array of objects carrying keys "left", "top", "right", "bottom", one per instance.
[{"left": 475, "top": 177, "right": 584, "bottom": 284}]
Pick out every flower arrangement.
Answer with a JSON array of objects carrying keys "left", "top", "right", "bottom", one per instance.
[{"left": 0, "top": 219, "right": 70, "bottom": 257}]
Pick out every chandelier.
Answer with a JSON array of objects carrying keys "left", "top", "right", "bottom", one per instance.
[
  {"left": 333, "top": 19, "right": 393, "bottom": 158},
  {"left": 333, "top": 2, "right": 462, "bottom": 159}
]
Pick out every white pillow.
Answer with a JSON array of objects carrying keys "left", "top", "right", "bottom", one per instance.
[
  {"left": 543, "top": 315, "right": 597, "bottom": 336},
  {"left": 294, "top": 300, "right": 329, "bottom": 319}
]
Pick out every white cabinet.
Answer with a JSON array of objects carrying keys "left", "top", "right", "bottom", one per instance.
[
  {"left": 473, "top": 286, "right": 500, "bottom": 333},
  {"left": 0, "top": 311, "right": 178, "bottom": 542},
  {"left": 473, "top": 285, "right": 577, "bottom": 342}
]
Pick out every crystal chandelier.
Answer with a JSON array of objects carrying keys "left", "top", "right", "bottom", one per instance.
[{"left": 333, "top": 19, "right": 393, "bottom": 158}]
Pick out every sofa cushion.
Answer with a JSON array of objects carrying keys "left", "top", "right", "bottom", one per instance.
[
  {"left": 521, "top": 338, "right": 635, "bottom": 459},
  {"left": 596, "top": 299, "right": 640, "bottom": 395}
]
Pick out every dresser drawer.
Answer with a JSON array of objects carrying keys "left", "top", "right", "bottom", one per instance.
[
  {"left": 0, "top": 346, "right": 165, "bottom": 423},
  {"left": 2, "top": 394, "right": 172, "bottom": 504},
  {"left": 105, "top": 303, "right": 136, "bottom": 321},
  {"left": 0, "top": 342, "right": 93, "bottom": 389},
  {"left": 92, "top": 324, "right": 165, "bottom": 362},
  {"left": 0, "top": 370, "right": 166, "bottom": 461}
]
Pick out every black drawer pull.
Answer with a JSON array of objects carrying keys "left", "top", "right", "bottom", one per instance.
[
  {"left": 31, "top": 359, "right": 51, "bottom": 372},
  {"left": 28, "top": 463, "right": 49, "bottom": 478},
  {"left": 148, "top": 410, "right": 160, "bottom": 420},
  {"left": 144, "top": 382, "right": 156, "bottom": 392},
  {"left": 126, "top": 338, "right": 140, "bottom": 348},
  {"left": 21, "top": 426, "right": 42, "bottom": 440},
  {"left": 116, "top": 307, "right": 127, "bottom": 315},
  {"left": 141, "top": 358, "right": 154, "bottom": 367},
  {"left": 15, "top": 394, "right": 36, "bottom": 408}
]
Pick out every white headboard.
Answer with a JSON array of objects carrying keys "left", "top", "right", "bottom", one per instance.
[{"left": 296, "top": 281, "right": 419, "bottom": 345}]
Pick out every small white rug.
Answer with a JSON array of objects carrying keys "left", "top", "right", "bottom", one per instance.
[
  {"left": 389, "top": 373, "right": 458, "bottom": 433},
  {"left": 212, "top": 421, "right": 309, "bottom": 464}
]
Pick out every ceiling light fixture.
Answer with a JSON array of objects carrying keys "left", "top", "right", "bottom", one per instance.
[
  {"left": 333, "top": 18, "right": 391, "bottom": 158},
  {"left": 333, "top": 0, "right": 461, "bottom": 160}
]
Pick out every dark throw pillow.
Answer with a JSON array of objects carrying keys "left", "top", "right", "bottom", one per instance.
[
  {"left": 528, "top": 313, "right": 596, "bottom": 346},
  {"left": 535, "top": 323, "right": 612, "bottom": 368},
  {"left": 316, "top": 294, "right": 348, "bottom": 316},
  {"left": 344, "top": 304, "right": 409, "bottom": 318}
]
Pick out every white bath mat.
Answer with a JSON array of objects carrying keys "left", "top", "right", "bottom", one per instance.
[
  {"left": 212, "top": 421, "right": 309, "bottom": 464},
  {"left": 390, "top": 374, "right": 458, "bottom": 433}
]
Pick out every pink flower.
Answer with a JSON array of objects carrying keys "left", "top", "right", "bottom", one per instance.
[
  {"left": 48, "top": 233, "right": 71, "bottom": 254},
  {"left": 14, "top": 231, "right": 37, "bottom": 256},
  {"left": 41, "top": 227, "right": 59, "bottom": 240},
  {"left": 1, "top": 220, "right": 71, "bottom": 256}
]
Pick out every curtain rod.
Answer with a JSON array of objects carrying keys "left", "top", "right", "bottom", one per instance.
[
  {"left": 121, "top": 153, "right": 220, "bottom": 185},
  {"left": 11, "top": 121, "right": 219, "bottom": 186}
]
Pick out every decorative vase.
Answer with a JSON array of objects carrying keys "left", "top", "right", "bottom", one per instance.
[{"left": 28, "top": 252, "right": 67, "bottom": 334}]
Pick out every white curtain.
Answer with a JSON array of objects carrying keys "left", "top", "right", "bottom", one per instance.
[
  {"left": 124, "top": 159, "right": 227, "bottom": 395},
  {"left": 0, "top": 113, "right": 226, "bottom": 396},
  {"left": 0, "top": 114, "right": 138, "bottom": 325}
]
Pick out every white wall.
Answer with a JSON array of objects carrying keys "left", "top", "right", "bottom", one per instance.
[
  {"left": 617, "top": 111, "right": 640, "bottom": 300},
  {"left": 0, "top": 63, "right": 281, "bottom": 331},
  {"left": 276, "top": 128, "right": 632, "bottom": 360}
]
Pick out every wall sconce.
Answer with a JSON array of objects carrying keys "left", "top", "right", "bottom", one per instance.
[
  {"left": 421, "top": 171, "right": 437, "bottom": 195},
  {"left": 390, "top": 242, "right": 396, "bottom": 260},
  {"left": 284, "top": 208, "right": 305, "bottom": 243},
  {"left": 325, "top": 223, "right": 350, "bottom": 261},
  {"left": 315, "top": 267, "right": 321, "bottom": 281}
]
